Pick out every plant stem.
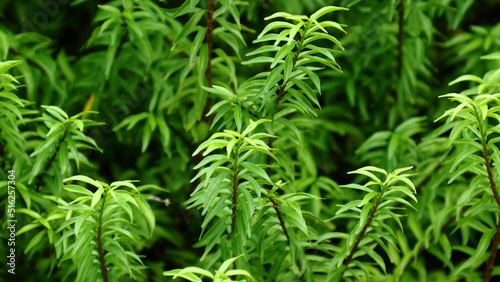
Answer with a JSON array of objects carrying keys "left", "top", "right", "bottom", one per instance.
[
  {"left": 482, "top": 133, "right": 500, "bottom": 281},
  {"left": 397, "top": 0, "right": 404, "bottom": 79},
  {"left": 481, "top": 142, "right": 500, "bottom": 207},
  {"left": 340, "top": 194, "right": 383, "bottom": 279},
  {"left": 202, "top": 0, "right": 215, "bottom": 119},
  {"left": 267, "top": 27, "right": 305, "bottom": 243},
  {"left": 485, "top": 218, "right": 500, "bottom": 282},
  {"left": 275, "top": 33, "right": 302, "bottom": 106},
  {"left": 231, "top": 148, "right": 240, "bottom": 235},
  {"left": 205, "top": 0, "right": 214, "bottom": 88},
  {"left": 97, "top": 189, "right": 109, "bottom": 282},
  {"left": 269, "top": 196, "right": 290, "bottom": 242},
  {"left": 264, "top": 139, "right": 291, "bottom": 245},
  {"left": 477, "top": 112, "right": 500, "bottom": 280}
]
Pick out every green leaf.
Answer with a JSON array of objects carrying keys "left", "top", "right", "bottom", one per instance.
[
  {"left": 114, "top": 112, "right": 149, "bottom": 131},
  {"left": 234, "top": 105, "right": 242, "bottom": 132},
  {"left": 90, "top": 187, "right": 104, "bottom": 209},
  {"left": 25, "top": 230, "right": 46, "bottom": 254},
  {"left": 241, "top": 162, "right": 272, "bottom": 183},
  {"left": 163, "top": 270, "right": 202, "bottom": 282},
  {"left": 449, "top": 74, "right": 484, "bottom": 85},
  {"left": 225, "top": 269, "right": 254, "bottom": 279},
  {"left": 64, "top": 175, "right": 104, "bottom": 190},
  {"left": 358, "top": 191, "right": 378, "bottom": 207},
  {"left": 358, "top": 202, "right": 374, "bottom": 229},
  {"left": 271, "top": 43, "right": 295, "bottom": 68},
  {"left": 360, "top": 245, "right": 386, "bottom": 273},
  {"left": 178, "top": 267, "right": 215, "bottom": 279},
  {"left": 42, "top": 105, "right": 69, "bottom": 121},
  {"left": 281, "top": 200, "right": 309, "bottom": 237},
  {"left": 310, "top": 6, "right": 348, "bottom": 21},
  {"left": 481, "top": 52, "right": 500, "bottom": 60},
  {"left": 471, "top": 228, "right": 495, "bottom": 267},
  {"left": 97, "top": 4, "right": 121, "bottom": 15},
  {"left": 16, "top": 208, "right": 40, "bottom": 219},
  {"left": 348, "top": 169, "right": 382, "bottom": 184},
  {"left": 75, "top": 210, "right": 94, "bottom": 237}
]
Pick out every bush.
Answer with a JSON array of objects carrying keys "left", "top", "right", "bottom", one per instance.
[{"left": 1, "top": 0, "right": 500, "bottom": 281}]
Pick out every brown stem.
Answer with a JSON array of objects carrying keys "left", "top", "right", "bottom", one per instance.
[
  {"left": 202, "top": 0, "right": 215, "bottom": 120},
  {"left": 484, "top": 219, "right": 500, "bottom": 282},
  {"left": 482, "top": 135, "right": 500, "bottom": 280},
  {"left": 270, "top": 196, "right": 290, "bottom": 242},
  {"left": 482, "top": 143, "right": 500, "bottom": 207},
  {"left": 275, "top": 82, "right": 287, "bottom": 106},
  {"left": 9, "top": 49, "right": 45, "bottom": 72},
  {"left": 263, "top": 139, "right": 291, "bottom": 244},
  {"left": 164, "top": 37, "right": 188, "bottom": 58},
  {"left": 231, "top": 153, "right": 239, "bottom": 235},
  {"left": 265, "top": 33, "right": 303, "bottom": 243},
  {"left": 240, "top": 103, "right": 260, "bottom": 119},
  {"left": 341, "top": 195, "right": 382, "bottom": 279},
  {"left": 97, "top": 190, "right": 109, "bottom": 282},
  {"left": 397, "top": 0, "right": 404, "bottom": 79},
  {"left": 262, "top": 141, "right": 294, "bottom": 269},
  {"left": 205, "top": 0, "right": 214, "bottom": 88}
]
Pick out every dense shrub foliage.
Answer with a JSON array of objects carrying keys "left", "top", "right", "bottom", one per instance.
[{"left": 1, "top": 0, "right": 500, "bottom": 281}]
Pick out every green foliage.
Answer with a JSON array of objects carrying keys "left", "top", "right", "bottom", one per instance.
[
  {"left": 431, "top": 62, "right": 500, "bottom": 280},
  {"left": 164, "top": 255, "right": 253, "bottom": 282},
  {"left": 0, "top": 60, "right": 29, "bottom": 164},
  {"left": 56, "top": 176, "right": 154, "bottom": 281},
  {"left": 327, "top": 166, "right": 417, "bottom": 281},
  {"left": 1, "top": 0, "right": 500, "bottom": 281}
]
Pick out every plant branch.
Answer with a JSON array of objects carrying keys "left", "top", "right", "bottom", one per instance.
[
  {"left": 231, "top": 148, "right": 240, "bottom": 235},
  {"left": 263, "top": 28, "right": 304, "bottom": 250},
  {"left": 269, "top": 196, "right": 290, "bottom": 242},
  {"left": 163, "top": 37, "right": 188, "bottom": 58},
  {"left": 397, "top": 0, "right": 404, "bottom": 79},
  {"left": 484, "top": 218, "right": 500, "bottom": 282},
  {"left": 481, "top": 141, "right": 500, "bottom": 207},
  {"left": 205, "top": 0, "right": 214, "bottom": 88},
  {"left": 482, "top": 130, "right": 500, "bottom": 280},
  {"left": 341, "top": 194, "right": 383, "bottom": 279},
  {"left": 275, "top": 35, "right": 302, "bottom": 106},
  {"left": 264, "top": 138, "right": 291, "bottom": 245},
  {"left": 9, "top": 49, "right": 45, "bottom": 72},
  {"left": 97, "top": 189, "right": 109, "bottom": 282},
  {"left": 266, "top": 29, "right": 305, "bottom": 245},
  {"left": 202, "top": 0, "right": 215, "bottom": 120}
]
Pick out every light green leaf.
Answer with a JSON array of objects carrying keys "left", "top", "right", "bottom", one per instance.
[
  {"left": 449, "top": 74, "right": 484, "bottom": 85},
  {"left": 358, "top": 191, "right": 378, "bottom": 207},
  {"left": 90, "top": 187, "right": 104, "bottom": 209},
  {"left": 218, "top": 255, "right": 243, "bottom": 274},
  {"left": 310, "top": 6, "right": 348, "bottom": 21},
  {"left": 360, "top": 245, "right": 386, "bottom": 273},
  {"left": 241, "top": 162, "right": 271, "bottom": 183},
  {"left": 64, "top": 175, "right": 104, "bottom": 190}
]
